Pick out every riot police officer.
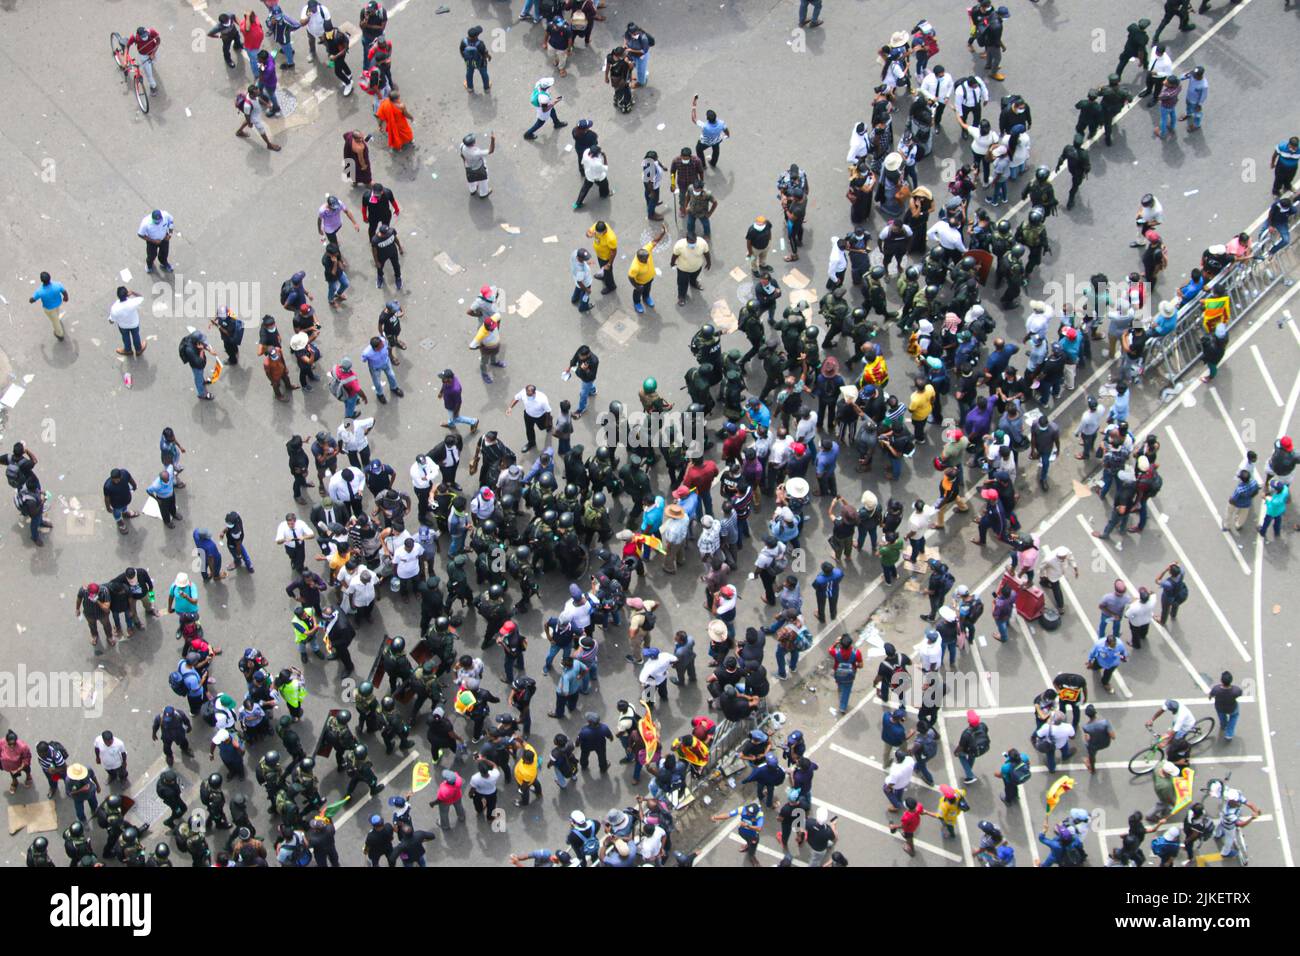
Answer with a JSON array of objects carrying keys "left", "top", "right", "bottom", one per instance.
[
  {"left": 1057, "top": 134, "right": 1092, "bottom": 210},
  {"left": 342, "top": 744, "right": 385, "bottom": 798},
  {"left": 156, "top": 768, "right": 187, "bottom": 829},
  {"left": 1020, "top": 166, "right": 1059, "bottom": 216},
  {"left": 381, "top": 696, "right": 416, "bottom": 754},
  {"left": 324, "top": 710, "right": 358, "bottom": 772},
  {"left": 200, "top": 772, "right": 231, "bottom": 830}
]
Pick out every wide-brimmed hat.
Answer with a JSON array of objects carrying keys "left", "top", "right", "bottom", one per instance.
[
  {"left": 883, "top": 152, "right": 903, "bottom": 172},
  {"left": 67, "top": 763, "right": 89, "bottom": 782},
  {"left": 664, "top": 504, "right": 687, "bottom": 520}
]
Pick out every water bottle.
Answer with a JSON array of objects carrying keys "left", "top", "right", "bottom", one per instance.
[{"left": 123, "top": 372, "right": 133, "bottom": 389}]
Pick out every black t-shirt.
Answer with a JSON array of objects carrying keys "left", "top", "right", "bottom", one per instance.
[
  {"left": 570, "top": 350, "right": 599, "bottom": 382},
  {"left": 746, "top": 224, "right": 772, "bottom": 250},
  {"left": 546, "top": 22, "right": 573, "bottom": 49},
  {"left": 721, "top": 695, "right": 755, "bottom": 722},
  {"left": 379, "top": 309, "right": 401, "bottom": 337},
  {"left": 322, "top": 253, "right": 342, "bottom": 282},
  {"left": 365, "top": 188, "right": 396, "bottom": 222},
  {"left": 805, "top": 821, "right": 834, "bottom": 851},
  {"left": 1209, "top": 684, "right": 1242, "bottom": 714},
  {"left": 103, "top": 473, "right": 135, "bottom": 508},
  {"left": 372, "top": 229, "right": 398, "bottom": 254},
  {"left": 606, "top": 54, "right": 630, "bottom": 83}
]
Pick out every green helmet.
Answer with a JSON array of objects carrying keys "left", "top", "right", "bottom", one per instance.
[{"left": 642, "top": 378, "right": 658, "bottom": 393}]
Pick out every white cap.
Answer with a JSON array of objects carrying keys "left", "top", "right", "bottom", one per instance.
[
  {"left": 815, "top": 807, "right": 830, "bottom": 825},
  {"left": 938, "top": 605, "right": 958, "bottom": 622}
]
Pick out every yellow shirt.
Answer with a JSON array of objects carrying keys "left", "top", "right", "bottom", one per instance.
[
  {"left": 938, "top": 791, "right": 966, "bottom": 826},
  {"left": 908, "top": 385, "right": 935, "bottom": 422},
  {"left": 514, "top": 743, "right": 539, "bottom": 785},
  {"left": 628, "top": 242, "right": 657, "bottom": 285},
  {"left": 590, "top": 226, "right": 618, "bottom": 262}
]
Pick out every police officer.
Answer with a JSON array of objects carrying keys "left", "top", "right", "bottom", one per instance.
[
  {"left": 257, "top": 749, "right": 285, "bottom": 805},
  {"left": 117, "top": 826, "right": 147, "bottom": 866},
  {"left": 1115, "top": 19, "right": 1152, "bottom": 81},
  {"left": 1020, "top": 166, "right": 1059, "bottom": 216},
  {"left": 291, "top": 757, "right": 324, "bottom": 813},
  {"left": 863, "top": 265, "right": 896, "bottom": 321},
  {"left": 897, "top": 265, "right": 922, "bottom": 329},
  {"left": 759, "top": 339, "right": 787, "bottom": 401},
  {"left": 156, "top": 768, "right": 187, "bottom": 829},
  {"left": 230, "top": 793, "right": 256, "bottom": 841},
  {"left": 200, "top": 772, "right": 231, "bottom": 830},
  {"left": 475, "top": 583, "right": 512, "bottom": 649},
  {"left": 381, "top": 636, "right": 415, "bottom": 696},
  {"left": 684, "top": 364, "right": 716, "bottom": 414},
  {"left": 151, "top": 705, "right": 194, "bottom": 766},
  {"left": 1074, "top": 89, "right": 1105, "bottom": 139},
  {"left": 179, "top": 812, "right": 211, "bottom": 867},
  {"left": 1099, "top": 75, "right": 1133, "bottom": 147},
  {"left": 1015, "top": 210, "right": 1050, "bottom": 277},
  {"left": 63, "top": 821, "right": 94, "bottom": 865},
  {"left": 276, "top": 715, "right": 307, "bottom": 764},
  {"left": 95, "top": 794, "right": 127, "bottom": 859},
  {"left": 147, "top": 842, "right": 173, "bottom": 867},
  {"left": 381, "top": 696, "right": 416, "bottom": 754},
  {"left": 737, "top": 301, "right": 766, "bottom": 366},
  {"left": 343, "top": 744, "right": 385, "bottom": 798},
  {"left": 354, "top": 680, "right": 382, "bottom": 734},
  {"left": 324, "top": 710, "right": 358, "bottom": 772},
  {"left": 1057, "top": 135, "right": 1092, "bottom": 210},
  {"left": 819, "top": 286, "right": 851, "bottom": 349},
  {"left": 26, "top": 836, "right": 56, "bottom": 867},
  {"left": 1000, "top": 245, "right": 1027, "bottom": 308},
  {"left": 990, "top": 220, "right": 1014, "bottom": 288}
]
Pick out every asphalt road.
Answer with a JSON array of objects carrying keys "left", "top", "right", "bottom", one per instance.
[{"left": 0, "top": 0, "right": 1297, "bottom": 867}]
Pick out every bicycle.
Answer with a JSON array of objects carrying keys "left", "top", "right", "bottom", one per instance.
[
  {"left": 1126, "top": 716, "right": 1215, "bottom": 775},
  {"left": 110, "top": 32, "right": 151, "bottom": 114},
  {"left": 1203, "top": 773, "right": 1252, "bottom": 866}
]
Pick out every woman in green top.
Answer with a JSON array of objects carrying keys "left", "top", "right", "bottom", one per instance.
[
  {"left": 1259, "top": 480, "right": 1289, "bottom": 540},
  {"left": 878, "top": 531, "right": 904, "bottom": 585}
]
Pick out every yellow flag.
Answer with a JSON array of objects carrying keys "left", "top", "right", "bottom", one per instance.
[
  {"left": 1045, "top": 774, "right": 1075, "bottom": 813},
  {"left": 1171, "top": 768, "right": 1196, "bottom": 815},
  {"left": 411, "top": 761, "right": 432, "bottom": 793}
]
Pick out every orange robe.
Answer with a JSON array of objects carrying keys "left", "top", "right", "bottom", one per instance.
[{"left": 376, "top": 98, "right": 413, "bottom": 151}]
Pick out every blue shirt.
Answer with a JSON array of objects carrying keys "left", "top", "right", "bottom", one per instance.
[
  {"left": 697, "top": 118, "right": 727, "bottom": 146},
  {"left": 1183, "top": 76, "right": 1208, "bottom": 106},
  {"left": 361, "top": 341, "right": 391, "bottom": 370},
  {"left": 813, "top": 567, "right": 844, "bottom": 598},
  {"left": 33, "top": 282, "right": 66, "bottom": 310},
  {"left": 193, "top": 531, "right": 222, "bottom": 562},
  {"left": 146, "top": 473, "right": 175, "bottom": 499},
  {"left": 1109, "top": 390, "right": 1130, "bottom": 422},
  {"left": 1088, "top": 638, "right": 1127, "bottom": 670},
  {"left": 1277, "top": 140, "right": 1300, "bottom": 170},
  {"left": 745, "top": 402, "right": 771, "bottom": 430},
  {"left": 815, "top": 443, "right": 840, "bottom": 475}
]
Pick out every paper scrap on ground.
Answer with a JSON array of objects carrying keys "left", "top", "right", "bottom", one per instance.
[
  {"left": 542, "top": 235, "right": 559, "bottom": 243},
  {"left": 491, "top": 244, "right": 507, "bottom": 257},
  {"left": 500, "top": 223, "right": 521, "bottom": 235},
  {"left": 0, "top": 385, "right": 25, "bottom": 409},
  {"left": 710, "top": 300, "right": 737, "bottom": 334},
  {"left": 141, "top": 496, "right": 162, "bottom": 519},
  {"left": 119, "top": 269, "right": 132, "bottom": 282},
  {"left": 515, "top": 291, "right": 543, "bottom": 318},
  {"left": 7, "top": 801, "right": 58, "bottom": 835},
  {"left": 729, "top": 267, "right": 747, "bottom": 282},
  {"left": 1072, "top": 479, "right": 1093, "bottom": 498},
  {"left": 434, "top": 252, "right": 464, "bottom": 275},
  {"left": 782, "top": 269, "right": 810, "bottom": 289}
]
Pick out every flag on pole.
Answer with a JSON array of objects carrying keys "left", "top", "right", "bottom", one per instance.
[
  {"left": 639, "top": 702, "right": 660, "bottom": 765},
  {"left": 321, "top": 796, "right": 350, "bottom": 820},
  {"left": 411, "top": 761, "right": 433, "bottom": 793},
  {"left": 1045, "top": 775, "right": 1075, "bottom": 813},
  {"left": 1171, "top": 768, "right": 1196, "bottom": 815}
]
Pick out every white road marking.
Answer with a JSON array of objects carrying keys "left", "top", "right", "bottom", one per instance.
[
  {"left": 1013, "top": 614, "right": 1055, "bottom": 688},
  {"left": 1058, "top": 577, "right": 1133, "bottom": 698},
  {"left": 1029, "top": 754, "right": 1263, "bottom": 775},
  {"left": 1250, "top": 345, "right": 1285, "bottom": 407},
  {"left": 727, "top": 832, "right": 808, "bottom": 865},
  {"left": 1163, "top": 425, "right": 1253, "bottom": 574},
  {"left": 1016, "top": 784, "right": 1041, "bottom": 865},
  {"left": 933, "top": 720, "right": 976, "bottom": 866},
  {"left": 811, "top": 797, "right": 963, "bottom": 863},
  {"left": 1208, "top": 387, "right": 1263, "bottom": 485},
  {"left": 332, "top": 749, "right": 419, "bottom": 827},
  {"left": 828, "top": 742, "right": 944, "bottom": 795},
  {"left": 945, "top": 696, "right": 1254, "bottom": 719}
]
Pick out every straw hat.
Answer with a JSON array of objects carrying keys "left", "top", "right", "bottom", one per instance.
[
  {"left": 67, "top": 763, "right": 89, "bottom": 782},
  {"left": 785, "top": 477, "right": 810, "bottom": 499},
  {"left": 664, "top": 504, "right": 687, "bottom": 520},
  {"left": 883, "top": 152, "right": 903, "bottom": 172},
  {"left": 889, "top": 30, "right": 910, "bottom": 47}
]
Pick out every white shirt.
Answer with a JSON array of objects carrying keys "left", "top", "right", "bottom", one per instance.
[
  {"left": 768, "top": 435, "right": 794, "bottom": 467},
  {"left": 301, "top": 3, "right": 331, "bottom": 36},
  {"left": 534, "top": 90, "right": 556, "bottom": 119},
  {"left": 514, "top": 389, "right": 552, "bottom": 418},
  {"left": 714, "top": 590, "right": 737, "bottom": 617},
  {"left": 138, "top": 212, "right": 173, "bottom": 242},
  {"left": 970, "top": 128, "right": 998, "bottom": 156},
  {"left": 1036, "top": 721, "right": 1075, "bottom": 749},
  {"left": 109, "top": 296, "right": 143, "bottom": 331},
  {"left": 328, "top": 469, "right": 365, "bottom": 503},
  {"left": 1137, "top": 198, "right": 1164, "bottom": 227},
  {"left": 1025, "top": 309, "right": 1052, "bottom": 340},
  {"left": 954, "top": 77, "right": 989, "bottom": 110},
  {"left": 1164, "top": 702, "right": 1196, "bottom": 736},
  {"left": 642, "top": 159, "right": 665, "bottom": 189},
  {"left": 927, "top": 219, "right": 967, "bottom": 254},
  {"left": 94, "top": 737, "right": 127, "bottom": 770},
  {"left": 918, "top": 640, "right": 942, "bottom": 671},
  {"left": 795, "top": 414, "right": 818, "bottom": 445},
  {"left": 343, "top": 572, "right": 376, "bottom": 607},
  {"left": 275, "top": 520, "right": 315, "bottom": 546},
  {"left": 638, "top": 825, "right": 666, "bottom": 860},
  {"left": 639, "top": 654, "right": 677, "bottom": 687},
  {"left": 581, "top": 149, "right": 609, "bottom": 183},
  {"left": 846, "top": 127, "right": 869, "bottom": 164},
  {"left": 337, "top": 419, "right": 374, "bottom": 452},
  {"left": 920, "top": 71, "right": 955, "bottom": 104},
  {"left": 469, "top": 768, "right": 501, "bottom": 795},
  {"left": 410, "top": 458, "right": 441, "bottom": 490},
  {"left": 1038, "top": 549, "right": 1076, "bottom": 582},
  {"left": 1150, "top": 48, "right": 1174, "bottom": 79},
  {"left": 391, "top": 538, "right": 425, "bottom": 580},
  {"left": 1125, "top": 595, "right": 1157, "bottom": 627},
  {"left": 885, "top": 755, "right": 915, "bottom": 789},
  {"left": 827, "top": 241, "right": 849, "bottom": 279},
  {"left": 906, "top": 506, "right": 937, "bottom": 539}
]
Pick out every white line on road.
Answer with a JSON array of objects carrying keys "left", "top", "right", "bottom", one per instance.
[
  {"left": 1163, "top": 425, "right": 1253, "bottom": 575},
  {"left": 1016, "top": 784, "right": 1041, "bottom": 865},
  {"left": 828, "top": 743, "right": 944, "bottom": 796},
  {"left": 811, "top": 797, "right": 963, "bottom": 863},
  {"left": 333, "top": 749, "right": 419, "bottom": 827},
  {"left": 1029, "top": 755, "right": 1263, "bottom": 775},
  {"left": 1149, "top": 506, "right": 1252, "bottom": 662},
  {"left": 1058, "top": 577, "right": 1133, "bottom": 698},
  {"left": 1208, "top": 387, "right": 1263, "bottom": 485},
  {"left": 1250, "top": 345, "right": 1285, "bottom": 407},
  {"left": 1013, "top": 615, "right": 1055, "bottom": 689},
  {"left": 727, "top": 832, "right": 808, "bottom": 865},
  {"left": 1078, "top": 514, "right": 1211, "bottom": 695},
  {"left": 944, "top": 696, "right": 1255, "bottom": 719}
]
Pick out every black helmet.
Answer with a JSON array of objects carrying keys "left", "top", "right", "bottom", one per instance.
[
  {"left": 107, "top": 795, "right": 123, "bottom": 810},
  {"left": 488, "top": 583, "right": 505, "bottom": 599},
  {"left": 300, "top": 757, "right": 315, "bottom": 771},
  {"left": 390, "top": 636, "right": 406, "bottom": 653},
  {"left": 264, "top": 750, "right": 281, "bottom": 766},
  {"left": 595, "top": 447, "right": 611, "bottom": 461},
  {"left": 1028, "top": 208, "right": 1045, "bottom": 225},
  {"left": 435, "top": 615, "right": 451, "bottom": 631},
  {"left": 995, "top": 219, "right": 1012, "bottom": 235},
  {"left": 542, "top": 509, "right": 559, "bottom": 525},
  {"left": 563, "top": 483, "right": 579, "bottom": 498},
  {"left": 924, "top": 284, "right": 941, "bottom": 300},
  {"left": 959, "top": 256, "right": 977, "bottom": 272},
  {"left": 122, "top": 827, "right": 139, "bottom": 843},
  {"left": 154, "top": 843, "right": 171, "bottom": 859},
  {"left": 358, "top": 681, "right": 373, "bottom": 695},
  {"left": 745, "top": 299, "right": 758, "bottom": 311},
  {"left": 336, "top": 709, "right": 352, "bottom": 724},
  {"left": 161, "top": 769, "right": 178, "bottom": 784},
  {"left": 904, "top": 265, "right": 921, "bottom": 280},
  {"left": 701, "top": 323, "right": 716, "bottom": 337},
  {"left": 32, "top": 836, "right": 48, "bottom": 851},
  {"left": 538, "top": 472, "right": 558, "bottom": 490},
  {"left": 481, "top": 519, "right": 498, "bottom": 536},
  {"left": 592, "top": 491, "right": 607, "bottom": 507},
  {"left": 69, "top": 822, "right": 84, "bottom": 837},
  {"left": 354, "top": 744, "right": 369, "bottom": 760},
  {"left": 382, "top": 696, "right": 396, "bottom": 711},
  {"left": 608, "top": 400, "right": 624, "bottom": 417},
  {"left": 1010, "top": 244, "right": 1026, "bottom": 258},
  {"left": 1034, "top": 165, "right": 1050, "bottom": 181},
  {"left": 851, "top": 307, "right": 866, "bottom": 320},
  {"left": 802, "top": 326, "right": 818, "bottom": 340},
  {"left": 514, "top": 544, "right": 532, "bottom": 562},
  {"left": 557, "top": 511, "right": 576, "bottom": 530},
  {"left": 499, "top": 493, "right": 517, "bottom": 510},
  {"left": 869, "top": 264, "right": 886, "bottom": 280},
  {"left": 207, "top": 773, "right": 223, "bottom": 788}
]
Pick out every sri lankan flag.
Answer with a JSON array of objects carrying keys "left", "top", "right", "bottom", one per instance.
[{"left": 639, "top": 702, "right": 660, "bottom": 765}]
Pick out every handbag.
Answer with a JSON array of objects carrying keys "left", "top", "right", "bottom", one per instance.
[{"left": 465, "top": 164, "right": 488, "bottom": 183}]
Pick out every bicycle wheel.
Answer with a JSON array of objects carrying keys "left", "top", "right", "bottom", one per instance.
[
  {"left": 1186, "top": 716, "right": 1215, "bottom": 747},
  {"left": 134, "top": 74, "right": 150, "bottom": 114},
  {"left": 111, "top": 32, "right": 127, "bottom": 69},
  {"left": 1128, "top": 744, "right": 1162, "bottom": 776}
]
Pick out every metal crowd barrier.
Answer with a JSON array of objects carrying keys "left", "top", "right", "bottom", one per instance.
[{"left": 1147, "top": 225, "right": 1299, "bottom": 387}]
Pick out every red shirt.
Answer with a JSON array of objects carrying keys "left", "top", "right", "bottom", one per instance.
[
  {"left": 127, "top": 29, "right": 161, "bottom": 57},
  {"left": 683, "top": 460, "right": 720, "bottom": 493},
  {"left": 239, "top": 15, "right": 264, "bottom": 49},
  {"left": 721, "top": 430, "right": 748, "bottom": 461},
  {"left": 899, "top": 802, "right": 925, "bottom": 834},
  {"left": 0, "top": 738, "right": 31, "bottom": 773},
  {"left": 435, "top": 774, "right": 463, "bottom": 804}
]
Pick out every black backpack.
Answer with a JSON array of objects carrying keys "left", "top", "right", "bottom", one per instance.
[
  {"left": 969, "top": 723, "right": 991, "bottom": 756},
  {"left": 279, "top": 279, "right": 295, "bottom": 308},
  {"left": 178, "top": 335, "right": 199, "bottom": 367},
  {"left": 5, "top": 461, "right": 24, "bottom": 489}
]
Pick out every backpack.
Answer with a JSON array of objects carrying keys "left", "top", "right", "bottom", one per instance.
[
  {"left": 1061, "top": 842, "right": 1087, "bottom": 867},
  {"left": 327, "top": 368, "right": 347, "bottom": 401},
  {"left": 964, "top": 597, "right": 985, "bottom": 625},
  {"left": 969, "top": 723, "right": 991, "bottom": 756},
  {"left": 168, "top": 664, "right": 189, "bottom": 697},
  {"left": 530, "top": 87, "right": 544, "bottom": 108},
  {"left": 279, "top": 279, "right": 296, "bottom": 308},
  {"left": 1172, "top": 579, "right": 1189, "bottom": 604},
  {"left": 459, "top": 39, "right": 481, "bottom": 63},
  {"left": 16, "top": 488, "right": 40, "bottom": 517},
  {"left": 1146, "top": 472, "right": 1163, "bottom": 498},
  {"left": 919, "top": 731, "right": 939, "bottom": 759},
  {"left": 235, "top": 92, "right": 249, "bottom": 113},
  {"left": 5, "top": 461, "right": 24, "bottom": 489},
  {"left": 832, "top": 647, "right": 857, "bottom": 682},
  {"left": 1151, "top": 834, "right": 1181, "bottom": 860},
  {"left": 793, "top": 627, "right": 814, "bottom": 652},
  {"left": 178, "top": 336, "right": 198, "bottom": 366},
  {"left": 1009, "top": 756, "right": 1032, "bottom": 784}
]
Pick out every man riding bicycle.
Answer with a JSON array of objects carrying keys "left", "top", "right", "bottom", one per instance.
[
  {"left": 125, "top": 26, "right": 161, "bottom": 93},
  {"left": 1146, "top": 698, "right": 1196, "bottom": 740}
]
